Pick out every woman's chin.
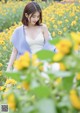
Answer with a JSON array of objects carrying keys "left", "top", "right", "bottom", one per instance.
[{"left": 29, "top": 22, "right": 36, "bottom": 26}]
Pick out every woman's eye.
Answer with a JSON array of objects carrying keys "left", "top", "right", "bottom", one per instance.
[
  {"left": 32, "top": 16, "right": 35, "bottom": 18},
  {"left": 32, "top": 15, "right": 40, "bottom": 18}
]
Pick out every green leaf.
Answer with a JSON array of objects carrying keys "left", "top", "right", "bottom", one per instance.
[
  {"left": 62, "top": 74, "right": 74, "bottom": 92},
  {"left": 49, "top": 38, "right": 61, "bottom": 45},
  {"left": 3, "top": 71, "right": 21, "bottom": 81},
  {"left": 58, "top": 95, "right": 71, "bottom": 107},
  {"left": 29, "top": 86, "right": 51, "bottom": 98},
  {"left": 36, "top": 99, "right": 57, "bottom": 113},
  {"left": 36, "top": 50, "right": 55, "bottom": 60},
  {"left": 22, "top": 106, "right": 38, "bottom": 113},
  {"left": 48, "top": 73, "right": 55, "bottom": 80}
]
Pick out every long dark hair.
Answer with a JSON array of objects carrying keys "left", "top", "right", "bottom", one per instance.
[{"left": 22, "top": 1, "right": 42, "bottom": 26}]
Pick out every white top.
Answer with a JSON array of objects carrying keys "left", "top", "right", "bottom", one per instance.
[{"left": 24, "top": 27, "right": 44, "bottom": 54}]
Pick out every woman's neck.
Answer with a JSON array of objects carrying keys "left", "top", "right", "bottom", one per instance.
[{"left": 28, "top": 23, "right": 36, "bottom": 27}]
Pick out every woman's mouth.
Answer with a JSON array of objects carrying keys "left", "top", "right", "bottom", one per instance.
[{"left": 33, "top": 21, "right": 36, "bottom": 23}]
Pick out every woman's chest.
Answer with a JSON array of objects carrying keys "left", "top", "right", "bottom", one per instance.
[{"left": 24, "top": 26, "right": 43, "bottom": 39}]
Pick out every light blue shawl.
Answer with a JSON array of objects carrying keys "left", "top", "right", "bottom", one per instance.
[{"left": 11, "top": 25, "right": 56, "bottom": 58}]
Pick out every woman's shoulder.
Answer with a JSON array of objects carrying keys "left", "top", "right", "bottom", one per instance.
[
  {"left": 13, "top": 25, "right": 23, "bottom": 32},
  {"left": 40, "top": 23, "right": 48, "bottom": 33},
  {"left": 41, "top": 23, "right": 48, "bottom": 29}
]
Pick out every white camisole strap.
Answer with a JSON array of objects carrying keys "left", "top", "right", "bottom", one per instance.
[{"left": 24, "top": 26, "right": 45, "bottom": 54}]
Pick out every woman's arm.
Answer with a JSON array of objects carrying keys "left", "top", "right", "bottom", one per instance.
[
  {"left": 42, "top": 24, "right": 57, "bottom": 52},
  {"left": 6, "top": 47, "right": 18, "bottom": 72},
  {"left": 42, "top": 24, "right": 50, "bottom": 41}
]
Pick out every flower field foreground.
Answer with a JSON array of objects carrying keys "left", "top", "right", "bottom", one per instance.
[{"left": 0, "top": 32, "right": 80, "bottom": 113}]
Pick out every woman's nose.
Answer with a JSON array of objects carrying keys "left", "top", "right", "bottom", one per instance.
[{"left": 35, "top": 17, "right": 38, "bottom": 21}]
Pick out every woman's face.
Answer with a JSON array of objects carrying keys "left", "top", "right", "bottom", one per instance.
[{"left": 28, "top": 11, "right": 40, "bottom": 26}]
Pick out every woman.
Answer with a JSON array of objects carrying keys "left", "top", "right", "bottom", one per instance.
[{"left": 6, "top": 1, "right": 56, "bottom": 71}]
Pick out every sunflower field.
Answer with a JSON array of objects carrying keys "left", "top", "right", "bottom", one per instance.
[{"left": 0, "top": 0, "right": 80, "bottom": 113}]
